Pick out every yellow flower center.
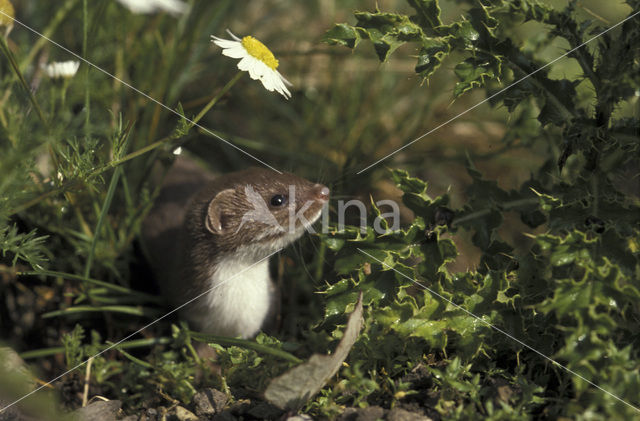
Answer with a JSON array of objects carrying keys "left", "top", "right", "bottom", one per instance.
[
  {"left": 241, "top": 36, "right": 279, "bottom": 70},
  {"left": 0, "top": 0, "right": 15, "bottom": 28}
]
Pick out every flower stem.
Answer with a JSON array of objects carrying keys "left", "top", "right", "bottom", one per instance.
[
  {"left": 82, "top": 0, "right": 90, "bottom": 138},
  {"left": 191, "top": 71, "right": 243, "bottom": 126},
  {"left": 0, "top": 36, "right": 48, "bottom": 127},
  {"left": 96, "top": 71, "right": 244, "bottom": 170}
]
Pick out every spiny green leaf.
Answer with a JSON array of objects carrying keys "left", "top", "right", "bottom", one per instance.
[
  {"left": 453, "top": 55, "right": 501, "bottom": 98},
  {"left": 415, "top": 37, "right": 450, "bottom": 80},
  {"left": 407, "top": 0, "right": 442, "bottom": 28},
  {"left": 537, "top": 78, "right": 577, "bottom": 127},
  {"left": 322, "top": 23, "right": 362, "bottom": 49},
  {"left": 352, "top": 10, "right": 423, "bottom": 62}
]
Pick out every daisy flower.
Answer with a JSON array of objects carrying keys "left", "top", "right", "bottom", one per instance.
[
  {"left": 44, "top": 61, "right": 80, "bottom": 79},
  {"left": 115, "top": 0, "right": 188, "bottom": 16},
  {"left": 212, "top": 31, "right": 292, "bottom": 99}
]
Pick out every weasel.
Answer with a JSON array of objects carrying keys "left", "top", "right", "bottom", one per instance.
[{"left": 141, "top": 157, "right": 329, "bottom": 338}]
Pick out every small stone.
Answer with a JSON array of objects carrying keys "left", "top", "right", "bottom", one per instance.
[
  {"left": 338, "top": 408, "right": 358, "bottom": 420},
  {"left": 144, "top": 407, "right": 158, "bottom": 421},
  {"left": 386, "top": 408, "right": 433, "bottom": 421},
  {"left": 75, "top": 400, "right": 122, "bottom": 421},
  {"left": 118, "top": 416, "right": 138, "bottom": 421},
  {"left": 339, "top": 406, "right": 384, "bottom": 421},
  {"left": 286, "top": 415, "right": 314, "bottom": 421},
  {"left": 193, "top": 388, "right": 228, "bottom": 416},
  {"left": 356, "top": 406, "right": 384, "bottom": 421},
  {"left": 174, "top": 406, "right": 198, "bottom": 421}
]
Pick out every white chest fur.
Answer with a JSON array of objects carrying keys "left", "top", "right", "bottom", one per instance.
[{"left": 195, "top": 257, "right": 273, "bottom": 338}]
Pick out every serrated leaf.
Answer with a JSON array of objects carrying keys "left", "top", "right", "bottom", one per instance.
[
  {"left": 418, "top": 237, "right": 457, "bottom": 278},
  {"left": 396, "top": 318, "right": 448, "bottom": 348},
  {"left": 537, "top": 78, "right": 577, "bottom": 127},
  {"left": 352, "top": 11, "right": 423, "bottom": 62},
  {"left": 334, "top": 247, "right": 386, "bottom": 275},
  {"left": 539, "top": 281, "right": 593, "bottom": 318},
  {"left": 324, "top": 273, "right": 396, "bottom": 318},
  {"left": 448, "top": 20, "right": 480, "bottom": 48},
  {"left": 322, "top": 23, "right": 362, "bottom": 49},
  {"left": 407, "top": 0, "right": 442, "bottom": 28},
  {"left": 415, "top": 37, "right": 450, "bottom": 80},
  {"left": 453, "top": 56, "right": 500, "bottom": 97}
]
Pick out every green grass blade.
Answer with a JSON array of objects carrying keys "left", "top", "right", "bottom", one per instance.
[
  {"left": 112, "top": 346, "right": 153, "bottom": 369},
  {"left": 18, "top": 269, "right": 164, "bottom": 304},
  {"left": 190, "top": 331, "right": 302, "bottom": 364},
  {"left": 20, "top": 337, "right": 172, "bottom": 360},
  {"left": 42, "top": 305, "right": 162, "bottom": 318},
  {"left": 83, "top": 166, "right": 122, "bottom": 278}
]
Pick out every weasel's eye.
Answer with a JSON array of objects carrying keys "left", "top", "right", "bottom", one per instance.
[{"left": 270, "top": 194, "right": 287, "bottom": 207}]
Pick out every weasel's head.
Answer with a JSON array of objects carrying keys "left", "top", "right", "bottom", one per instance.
[{"left": 202, "top": 168, "right": 329, "bottom": 255}]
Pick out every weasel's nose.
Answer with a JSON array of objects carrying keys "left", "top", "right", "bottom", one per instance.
[{"left": 314, "top": 184, "right": 330, "bottom": 201}]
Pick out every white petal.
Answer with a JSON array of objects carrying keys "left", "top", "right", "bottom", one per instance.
[
  {"left": 270, "top": 72, "right": 291, "bottom": 99},
  {"left": 44, "top": 60, "right": 80, "bottom": 79},
  {"left": 253, "top": 61, "right": 273, "bottom": 80},
  {"left": 116, "top": 0, "right": 153, "bottom": 13},
  {"left": 211, "top": 37, "right": 240, "bottom": 49},
  {"left": 237, "top": 57, "right": 260, "bottom": 80},
  {"left": 154, "top": 0, "right": 188, "bottom": 14},
  {"left": 269, "top": 71, "right": 285, "bottom": 92},
  {"left": 277, "top": 70, "right": 293, "bottom": 87},
  {"left": 236, "top": 56, "right": 252, "bottom": 71},
  {"left": 238, "top": 57, "right": 266, "bottom": 80},
  {"left": 260, "top": 70, "right": 277, "bottom": 92},
  {"left": 221, "top": 45, "right": 247, "bottom": 59},
  {"left": 116, "top": 0, "right": 187, "bottom": 15},
  {"left": 249, "top": 65, "right": 264, "bottom": 80},
  {"left": 259, "top": 69, "right": 289, "bottom": 98},
  {"left": 226, "top": 30, "right": 241, "bottom": 41},
  {"left": 276, "top": 77, "right": 292, "bottom": 99},
  {"left": 260, "top": 75, "right": 275, "bottom": 93}
]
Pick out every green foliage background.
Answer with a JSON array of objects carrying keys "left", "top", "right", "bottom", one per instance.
[{"left": 0, "top": 0, "right": 639, "bottom": 419}]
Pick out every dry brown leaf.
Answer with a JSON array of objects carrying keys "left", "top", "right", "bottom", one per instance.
[{"left": 264, "top": 292, "right": 364, "bottom": 410}]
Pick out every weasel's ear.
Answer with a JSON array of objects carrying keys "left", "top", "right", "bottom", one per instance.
[{"left": 205, "top": 189, "right": 236, "bottom": 234}]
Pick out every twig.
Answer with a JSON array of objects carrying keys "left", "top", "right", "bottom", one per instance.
[{"left": 82, "top": 357, "right": 93, "bottom": 407}]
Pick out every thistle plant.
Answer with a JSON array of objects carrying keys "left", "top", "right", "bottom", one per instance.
[{"left": 318, "top": 0, "right": 640, "bottom": 418}]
